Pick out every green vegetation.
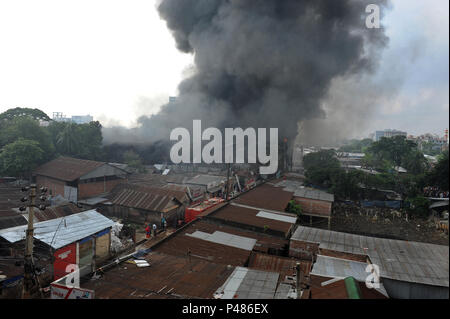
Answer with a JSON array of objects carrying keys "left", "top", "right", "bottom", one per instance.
[
  {"left": 425, "top": 150, "right": 449, "bottom": 191},
  {"left": 0, "top": 107, "right": 51, "bottom": 122},
  {"left": 0, "top": 108, "right": 103, "bottom": 177},
  {"left": 405, "top": 196, "right": 430, "bottom": 218},
  {"left": 339, "top": 138, "right": 373, "bottom": 153},
  {"left": 0, "top": 138, "right": 44, "bottom": 178},
  {"left": 421, "top": 141, "right": 443, "bottom": 156},
  {"left": 286, "top": 200, "right": 302, "bottom": 217},
  {"left": 363, "top": 136, "right": 428, "bottom": 174},
  {"left": 303, "top": 137, "right": 448, "bottom": 218}
]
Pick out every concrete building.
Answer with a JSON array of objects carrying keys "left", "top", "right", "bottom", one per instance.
[
  {"left": 33, "top": 156, "right": 129, "bottom": 202},
  {"left": 52, "top": 112, "right": 93, "bottom": 124},
  {"left": 71, "top": 115, "right": 93, "bottom": 124},
  {"left": 374, "top": 129, "right": 407, "bottom": 142}
]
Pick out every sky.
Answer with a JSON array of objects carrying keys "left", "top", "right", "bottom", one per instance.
[{"left": 0, "top": 0, "right": 448, "bottom": 137}]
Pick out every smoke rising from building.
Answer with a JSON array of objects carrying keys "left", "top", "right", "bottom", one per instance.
[{"left": 103, "top": 0, "right": 390, "bottom": 157}]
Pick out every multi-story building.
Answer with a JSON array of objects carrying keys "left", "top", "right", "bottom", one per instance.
[
  {"left": 52, "top": 112, "right": 93, "bottom": 124},
  {"left": 373, "top": 129, "right": 407, "bottom": 141}
]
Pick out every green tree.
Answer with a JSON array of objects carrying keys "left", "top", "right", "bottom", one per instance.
[
  {"left": 402, "top": 149, "right": 428, "bottom": 175},
  {"left": 339, "top": 138, "right": 373, "bottom": 153},
  {"left": 0, "top": 138, "right": 44, "bottom": 178},
  {"left": 286, "top": 200, "right": 302, "bottom": 218},
  {"left": 77, "top": 121, "right": 103, "bottom": 160},
  {"left": 0, "top": 107, "right": 51, "bottom": 122},
  {"left": 0, "top": 116, "right": 55, "bottom": 160},
  {"left": 405, "top": 196, "right": 430, "bottom": 218},
  {"left": 303, "top": 150, "right": 341, "bottom": 188},
  {"left": 56, "top": 123, "right": 81, "bottom": 155},
  {"left": 366, "top": 136, "right": 417, "bottom": 169},
  {"left": 331, "top": 170, "right": 364, "bottom": 199},
  {"left": 426, "top": 150, "right": 449, "bottom": 191}
]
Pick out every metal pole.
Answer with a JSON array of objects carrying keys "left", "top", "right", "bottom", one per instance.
[
  {"left": 295, "top": 262, "right": 302, "bottom": 299},
  {"left": 22, "top": 184, "right": 36, "bottom": 298}
]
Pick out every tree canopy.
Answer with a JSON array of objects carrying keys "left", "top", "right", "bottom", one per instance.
[
  {"left": 0, "top": 108, "right": 104, "bottom": 178},
  {"left": 0, "top": 138, "right": 44, "bottom": 177},
  {"left": 364, "top": 136, "right": 428, "bottom": 174},
  {"left": 0, "top": 107, "right": 51, "bottom": 122}
]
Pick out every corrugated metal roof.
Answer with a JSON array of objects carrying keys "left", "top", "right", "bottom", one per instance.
[
  {"left": 0, "top": 209, "right": 114, "bottom": 249},
  {"left": 108, "top": 183, "right": 187, "bottom": 212},
  {"left": 82, "top": 251, "right": 234, "bottom": 299},
  {"left": 210, "top": 204, "right": 295, "bottom": 236},
  {"left": 186, "top": 231, "right": 257, "bottom": 251},
  {"left": 311, "top": 255, "right": 369, "bottom": 282},
  {"left": 32, "top": 203, "right": 82, "bottom": 222},
  {"left": 214, "top": 266, "right": 279, "bottom": 299},
  {"left": 248, "top": 252, "right": 311, "bottom": 280},
  {"left": 234, "top": 183, "right": 294, "bottom": 212},
  {"left": 293, "top": 187, "right": 334, "bottom": 202},
  {"left": 291, "top": 226, "right": 449, "bottom": 287},
  {"left": 256, "top": 211, "right": 297, "bottom": 224},
  {"left": 0, "top": 214, "right": 27, "bottom": 230},
  {"left": 33, "top": 156, "right": 107, "bottom": 181},
  {"left": 155, "top": 220, "right": 289, "bottom": 266},
  {"left": 185, "top": 174, "right": 226, "bottom": 186}
]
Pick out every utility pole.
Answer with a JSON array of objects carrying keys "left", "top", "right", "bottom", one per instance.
[
  {"left": 295, "top": 262, "right": 302, "bottom": 299},
  {"left": 225, "top": 163, "right": 231, "bottom": 201},
  {"left": 21, "top": 184, "right": 47, "bottom": 299}
]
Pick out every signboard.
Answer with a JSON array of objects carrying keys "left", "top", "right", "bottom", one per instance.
[{"left": 50, "top": 283, "right": 94, "bottom": 299}]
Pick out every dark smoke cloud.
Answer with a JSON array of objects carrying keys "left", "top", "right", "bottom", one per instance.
[{"left": 104, "top": 0, "right": 390, "bottom": 153}]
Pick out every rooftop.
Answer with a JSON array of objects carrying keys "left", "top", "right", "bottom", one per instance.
[
  {"left": 208, "top": 204, "right": 296, "bottom": 237},
  {"left": 154, "top": 220, "right": 289, "bottom": 265},
  {"left": 108, "top": 183, "right": 188, "bottom": 212},
  {"left": 83, "top": 251, "right": 234, "bottom": 299},
  {"left": 0, "top": 209, "right": 115, "bottom": 249},
  {"left": 234, "top": 183, "right": 294, "bottom": 212},
  {"left": 185, "top": 174, "right": 227, "bottom": 187},
  {"left": 293, "top": 187, "right": 335, "bottom": 202},
  {"left": 291, "top": 226, "right": 449, "bottom": 287},
  {"left": 33, "top": 156, "right": 107, "bottom": 182}
]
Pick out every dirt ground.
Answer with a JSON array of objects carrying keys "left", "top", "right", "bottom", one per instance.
[{"left": 302, "top": 213, "right": 449, "bottom": 246}]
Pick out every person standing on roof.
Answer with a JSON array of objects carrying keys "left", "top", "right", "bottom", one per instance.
[
  {"left": 152, "top": 223, "right": 157, "bottom": 238},
  {"left": 161, "top": 216, "right": 167, "bottom": 231},
  {"left": 145, "top": 223, "right": 151, "bottom": 239}
]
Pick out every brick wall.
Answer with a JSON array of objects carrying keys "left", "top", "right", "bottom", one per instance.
[
  {"left": 294, "top": 197, "right": 332, "bottom": 217},
  {"left": 289, "top": 240, "right": 319, "bottom": 260},
  {"left": 36, "top": 175, "right": 66, "bottom": 197},
  {"left": 78, "top": 179, "right": 122, "bottom": 199}
]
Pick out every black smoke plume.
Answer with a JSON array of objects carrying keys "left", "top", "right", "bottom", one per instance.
[{"left": 103, "top": 0, "right": 389, "bottom": 162}]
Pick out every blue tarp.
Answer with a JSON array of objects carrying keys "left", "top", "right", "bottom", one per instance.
[{"left": 362, "top": 200, "right": 402, "bottom": 208}]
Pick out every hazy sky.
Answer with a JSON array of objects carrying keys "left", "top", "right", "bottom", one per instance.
[{"left": 0, "top": 0, "right": 448, "bottom": 137}]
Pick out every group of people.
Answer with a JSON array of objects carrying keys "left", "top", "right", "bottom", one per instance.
[
  {"left": 423, "top": 186, "right": 449, "bottom": 199},
  {"left": 145, "top": 217, "right": 168, "bottom": 239}
]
